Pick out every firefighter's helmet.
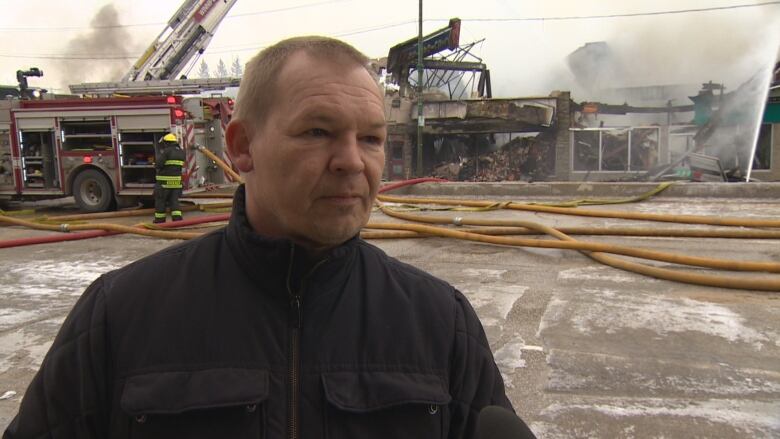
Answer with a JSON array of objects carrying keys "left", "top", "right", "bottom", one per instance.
[{"left": 162, "top": 133, "right": 178, "bottom": 143}]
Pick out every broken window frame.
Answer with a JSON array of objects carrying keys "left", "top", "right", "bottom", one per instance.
[
  {"left": 571, "top": 128, "right": 600, "bottom": 172},
  {"left": 628, "top": 127, "right": 661, "bottom": 171},
  {"left": 601, "top": 128, "right": 630, "bottom": 171},
  {"left": 669, "top": 125, "right": 697, "bottom": 164},
  {"left": 753, "top": 123, "right": 773, "bottom": 170},
  {"left": 570, "top": 126, "right": 661, "bottom": 173}
]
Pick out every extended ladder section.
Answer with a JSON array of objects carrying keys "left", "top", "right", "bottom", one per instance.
[
  {"left": 124, "top": 0, "right": 238, "bottom": 82},
  {"left": 69, "top": 78, "right": 241, "bottom": 96}
]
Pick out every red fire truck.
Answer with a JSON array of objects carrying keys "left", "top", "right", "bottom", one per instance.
[{"left": 0, "top": 95, "right": 235, "bottom": 212}]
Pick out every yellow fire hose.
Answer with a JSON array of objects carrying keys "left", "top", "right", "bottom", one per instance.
[
  {"left": 365, "top": 220, "right": 780, "bottom": 291},
  {"left": 377, "top": 194, "right": 780, "bottom": 229},
  {"left": 195, "top": 145, "right": 244, "bottom": 183},
  {"left": 0, "top": 202, "right": 234, "bottom": 227},
  {"left": 361, "top": 225, "right": 780, "bottom": 240},
  {"left": 372, "top": 204, "right": 780, "bottom": 240},
  {"left": 0, "top": 214, "right": 202, "bottom": 240},
  {"left": 367, "top": 216, "right": 780, "bottom": 274}
]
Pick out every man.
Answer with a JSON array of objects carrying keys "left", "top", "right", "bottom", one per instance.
[
  {"left": 4, "top": 36, "right": 512, "bottom": 438},
  {"left": 153, "top": 132, "right": 185, "bottom": 223}
]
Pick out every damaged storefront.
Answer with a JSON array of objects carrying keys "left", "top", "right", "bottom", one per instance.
[{"left": 384, "top": 93, "right": 571, "bottom": 182}]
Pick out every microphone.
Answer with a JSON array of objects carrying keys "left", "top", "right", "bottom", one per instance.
[{"left": 476, "top": 405, "right": 537, "bottom": 439}]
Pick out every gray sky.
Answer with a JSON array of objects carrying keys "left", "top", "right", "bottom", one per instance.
[{"left": 1, "top": 0, "right": 778, "bottom": 98}]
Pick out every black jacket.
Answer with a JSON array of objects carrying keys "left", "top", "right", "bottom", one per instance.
[
  {"left": 155, "top": 143, "right": 185, "bottom": 177},
  {"left": 4, "top": 186, "right": 512, "bottom": 439}
]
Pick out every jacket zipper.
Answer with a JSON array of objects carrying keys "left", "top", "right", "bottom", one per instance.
[
  {"left": 286, "top": 244, "right": 298, "bottom": 439},
  {"left": 286, "top": 244, "right": 327, "bottom": 439}
]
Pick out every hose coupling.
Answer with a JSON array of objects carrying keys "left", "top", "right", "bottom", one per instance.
[
  {"left": 453, "top": 217, "right": 464, "bottom": 226},
  {"left": 59, "top": 223, "right": 70, "bottom": 232}
]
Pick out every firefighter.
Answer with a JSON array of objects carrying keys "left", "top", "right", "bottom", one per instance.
[{"left": 153, "top": 132, "right": 185, "bottom": 223}]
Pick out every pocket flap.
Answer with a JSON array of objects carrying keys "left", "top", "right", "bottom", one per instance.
[
  {"left": 121, "top": 368, "right": 269, "bottom": 415},
  {"left": 322, "top": 371, "right": 451, "bottom": 413}
]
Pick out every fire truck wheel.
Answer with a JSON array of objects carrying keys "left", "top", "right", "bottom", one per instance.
[{"left": 73, "top": 169, "right": 114, "bottom": 213}]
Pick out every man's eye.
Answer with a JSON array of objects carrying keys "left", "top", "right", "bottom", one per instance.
[
  {"left": 362, "top": 136, "right": 383, "bottom": 145},
  {"left": 307, "top": 128, "right": 329, "bottom": 137}
]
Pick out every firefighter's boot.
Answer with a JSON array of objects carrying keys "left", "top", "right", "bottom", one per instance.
[
  {"left": 172, "top": 210, "right": 183, "bottom": 222},
  {"left": 153, "top": 212, "right": 167, "bottom": 224}
]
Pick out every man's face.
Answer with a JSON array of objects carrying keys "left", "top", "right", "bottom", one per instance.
[{"left": 232, "top": 51, "right": 386, "bottom": 250}]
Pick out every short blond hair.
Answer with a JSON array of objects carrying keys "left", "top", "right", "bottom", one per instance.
[{"left": 233, "top": 36, "right": 374, "bottom": 129}]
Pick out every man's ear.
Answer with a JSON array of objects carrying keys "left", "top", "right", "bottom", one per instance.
[{"left": 225, "top": 120, "right": 255, "bottom": 173}]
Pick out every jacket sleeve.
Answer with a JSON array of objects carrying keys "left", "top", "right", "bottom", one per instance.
[
  {"left": 448, "top": 289, "right": 514, "bottom": 439},
  {"left": 3, "top": 278, "right": 110, "bottom": 439},
  {"left": 155, "top": 147, "right": 167, "bottom": 172}
]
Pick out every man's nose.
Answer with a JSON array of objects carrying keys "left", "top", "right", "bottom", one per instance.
[{"left": 329, "top": 135, "right": 365, "bottom": 175}]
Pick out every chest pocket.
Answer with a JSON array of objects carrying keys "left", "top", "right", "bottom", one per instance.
[
  {"left": 121, "top": 368, "right": 268, "bottom": 439},
  {"left": 322, "top": 371, "right": 451, "bottom": 439}
]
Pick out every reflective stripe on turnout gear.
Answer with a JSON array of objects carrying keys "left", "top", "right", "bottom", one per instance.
[
  {"left": 164, "top": 160, "right": 184, "bottom": 167},
  {"left": 156, "top": 175, "right": 182, "bottom": 182},
  {"left": 154, "top": 212, "right": 166, "bottom": 218},
  {"left": 161, "top": 184, "right": 182, "bottom": 189},
  {"left": 172, "top": 210, "right": 182, "bottom": 217}
]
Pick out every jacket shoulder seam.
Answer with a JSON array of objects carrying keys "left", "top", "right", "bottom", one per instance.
[{"left": 455, "top": 327, "right": 493, "bottom": 351}]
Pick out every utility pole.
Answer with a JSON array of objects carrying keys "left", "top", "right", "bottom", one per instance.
[{"left": 416, "top": 0, "right": 424, "bottom": 177}]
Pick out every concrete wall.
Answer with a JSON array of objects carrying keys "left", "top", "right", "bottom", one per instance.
[{"left": 388, "top": 181, "right": 780, "bottom": 199}]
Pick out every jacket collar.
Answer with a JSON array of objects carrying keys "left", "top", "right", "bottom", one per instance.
[{"left": 225, "top": 185, "right": 359, "bottom": 297}]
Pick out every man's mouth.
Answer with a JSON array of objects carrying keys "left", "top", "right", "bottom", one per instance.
[{"left": 320, "top": 194, "right": 362, "bottom": 205}]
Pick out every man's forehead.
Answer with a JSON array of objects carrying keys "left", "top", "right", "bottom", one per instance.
[
  {"left": 278, "top": 50, "right": 378, "bottom": 89},
  {"left": 293, "top": 104, "right": 387, "bottom": 128}
]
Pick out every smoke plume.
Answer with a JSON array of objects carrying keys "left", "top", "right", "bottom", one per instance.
[
  {"left": 58, "top": 5, "right": 138, "bottom": 89},
  {"left": 561, "top": 8, "right": 780, "bottom": 177},
  {"left": 562, "top": 11, "right": 778, "bottom": 101}
]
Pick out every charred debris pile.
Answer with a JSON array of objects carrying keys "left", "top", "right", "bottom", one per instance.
[{"left": 431, "top": 133, "right": 556, "bottom": 182}]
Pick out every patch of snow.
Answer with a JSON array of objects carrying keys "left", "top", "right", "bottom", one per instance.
[
  {"left": 1, "top": 258, "right": 127, "bottom": 297},
  {"left": 550, "top": 288, "right": 770, "bottom": 350},
  {"left": 500, "top": 372, "right": 514, "bottom": 389},
  {"left": 558, "top": 266, "right": 650, "bottom": 284},
  {"left": 462, "top": 268, "right": 507, "bottom": 280},
  {"left": 494, "top": 340, "right": 528, "bottom": 370},
  {"left": 0, "top": 309, "right": 41, "bottom": 330},
  {"left": 536, "top": 296, "right": 568, "bottom": 338},
  {"left": 542, "top": 398, "right": 780, "bottom": 433},
  {"left": 463, "top": 284, "right": 528, "bottom": 321},
  {"left": 0, "top": 328, "right": 55, "bottom": 373}
]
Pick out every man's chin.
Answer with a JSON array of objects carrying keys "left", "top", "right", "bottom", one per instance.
[{"left": 306, "top": 222, "right": 363, "bottom": 249}]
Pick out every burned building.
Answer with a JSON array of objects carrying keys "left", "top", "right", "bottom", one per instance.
[
  {"left": 381, "top": 19, "right": 570, "bottom": 182},
  {"left": 381, "top": 33, "right": 780, "bottom": 183},
  {"left": 385, "top": 93, "right": 567, "bottom": 182}
]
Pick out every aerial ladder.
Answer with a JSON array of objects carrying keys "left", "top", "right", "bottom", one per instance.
[{"left": 70, "top": 0, "right": 239, "bottom": 96}]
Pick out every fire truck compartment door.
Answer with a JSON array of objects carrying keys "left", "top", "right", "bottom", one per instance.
[
  {"left": 116, "top": 115, "right": 170, "bottom": 130},
  {"left": 15, "top": 117, "right": 55, "bottom": 130}
]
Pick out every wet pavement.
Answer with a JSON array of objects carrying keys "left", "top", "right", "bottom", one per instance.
[{"left": 0, "top": 191, "right": 779, "bottom": 437}]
